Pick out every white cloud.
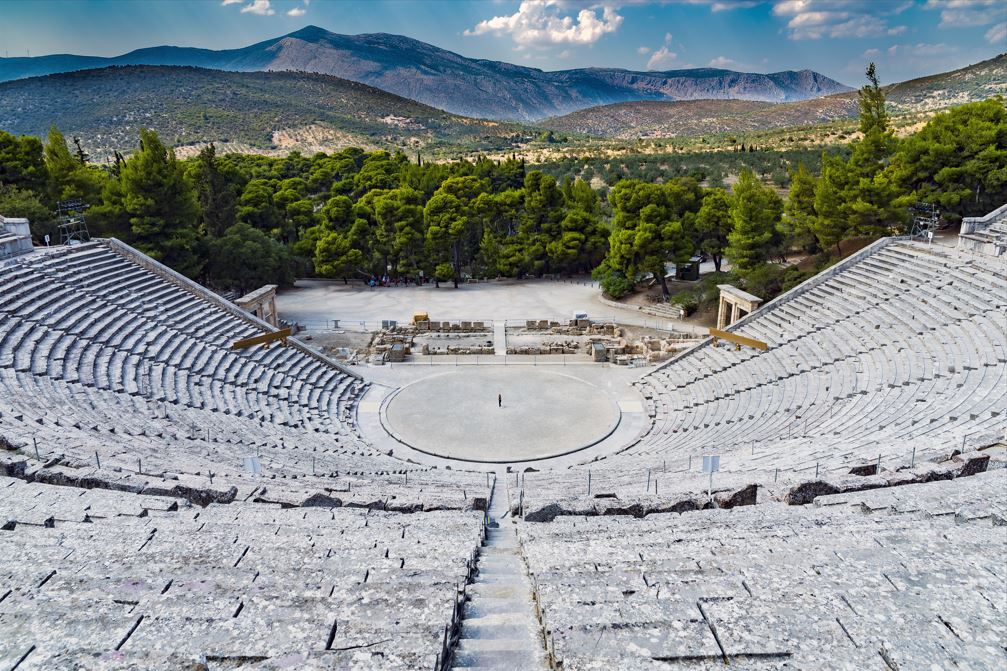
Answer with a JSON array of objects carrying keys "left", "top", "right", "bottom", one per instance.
[
  {"left": 773, "top": 0, "right": 908, "bottom": 39},
  {"left": 708, "top": 56, "right": 738, "bottom": 68},
  {"left": 221, "top": 0, "right": 242, "bottom": 4},
  {"left": 924, "top": 0, "right": 1002, "bottom": 28},
  {"left": 987, "top": 21, "right": 1007, "bottom": 44},
  {"left": 707, "top": 55, "right": 761, "bottom": 71},
  {"left": 643, "top": 31, "right": 678, "bottom": 69},
  {"left": 238, "top": 0, "right": 274, "bottom": 14},
  {"left": 708, "top": 55, "right": 744, "bottom": 68},
  {"left": 287, "top": 5, "right": 306, "bottom": 16},
  {"left": 848, "top": 40, "right": 962, "bottom": 78},
  {"left": 887, "top": 42, "right": 957, "bottom": 57},
  {"left": 711, "top": 1, "right": 758, "bottom": 11},
  {"left": 647, "top": 46, "right": 679, "bottom": 69},
  {"left": 637, "top": 45, "right": 651, "bottom": 54},
  {"left": 465, "top": 0, "right": 623, "bottom": 47}
]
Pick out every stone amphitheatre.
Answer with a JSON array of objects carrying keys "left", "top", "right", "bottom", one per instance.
[{"left": 0, "top": 208, "right": 1005, "bottom": 670}]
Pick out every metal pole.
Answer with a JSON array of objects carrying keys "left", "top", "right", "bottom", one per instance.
[
  {"left": 708, "top": 472, "right": 713, "bottom": 501},
  {"left": 910, "top": 447, "right": 915, "bottom": 468},
  {"left": 587, "top": 470, "right": 591, "bottom": 496},
  {"left": 774, "top": 468, "right": 778, "bottom": 483},
  {"left": 33, "top": 437, "right": 39, "bottom": 460},
  {"left": 646, "top": 469, "right": 651, "bottom": 492},
  {"left": 876, "top": 454, "right": 881, "bottom": 474},
  {"left": 814, "top": 462, "right": 819, "bottom": 479},
  {"left": 688, "top": 455, "right": 692, "bottom": 470},
  {"left": 95, "top": 451, "right": 101, "bottom": 469}
]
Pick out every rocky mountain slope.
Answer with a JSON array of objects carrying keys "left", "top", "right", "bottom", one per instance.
[
  {"left": 542, "top": 54, "right": 1006, "bottom": 139},
  {"left": 0, "top": 66, "right": 533, "bottom": 159},
  {"left": 0, "top": 26, "right": 851, "bottom": 121}
]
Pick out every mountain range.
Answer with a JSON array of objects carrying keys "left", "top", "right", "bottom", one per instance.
[
  {"left": 0, "top": 66, "right": 531, "bottom": 159},
  {"left": 542, "top": 54, "right": 1007, "bottom": 139},
  {"left": 0, "top": 25, "right": 851, "bottom": 121}
]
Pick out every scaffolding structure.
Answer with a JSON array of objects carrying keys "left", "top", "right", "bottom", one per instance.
[
  {"left": 56, "top": 199, "right": 91, "bottom": 246},
  {"left": 910, "top": 202, "right": 940, "bottom": 241}
]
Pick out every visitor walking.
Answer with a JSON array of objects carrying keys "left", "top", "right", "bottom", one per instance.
[{"left": 498, "top": 393, "right": 502, "bottom": 408}]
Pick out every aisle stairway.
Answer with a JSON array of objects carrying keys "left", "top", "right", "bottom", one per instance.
[
  {"left": 451, "top": 475, "right": 547, "bottom": 670},
  {"left": 493, "top": 321, "right": 507, "bottom": 356}
]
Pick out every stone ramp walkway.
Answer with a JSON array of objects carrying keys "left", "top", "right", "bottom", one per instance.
[
  {"left": 451, "top": 476, "right": 546, "bottom": 670},
  {"left": 493, "top": 320, "right": 507, "bottom": 355}
]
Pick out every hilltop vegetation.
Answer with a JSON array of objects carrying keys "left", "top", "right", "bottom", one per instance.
[
  {"left": 0, "top": 66, "right": 537, "bottom": 160},
  {"left": 0, "top": 66, "right": 1003, "bottom": 311},
  {"left": 542, "top": 54, "right": 1007, "bottom": 141}
]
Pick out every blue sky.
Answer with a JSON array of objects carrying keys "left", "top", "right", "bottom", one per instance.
[{"left": 1, "top": 1, "right": 1004, "bottom": 85}]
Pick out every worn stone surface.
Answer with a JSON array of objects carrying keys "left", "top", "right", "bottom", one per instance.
[{"left": 520, "top": 470, "right": 1007, "bottom": 671}]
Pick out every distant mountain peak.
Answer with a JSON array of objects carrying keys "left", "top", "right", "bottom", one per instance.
[
  {"left": 286, "top": 25, "right": 330, "bottom": 39},
  {"left": 0, "top": 27, "right": 853, "bottom": 120}
]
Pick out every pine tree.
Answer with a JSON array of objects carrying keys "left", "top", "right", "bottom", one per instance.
[
  {"left": 783, "top": 162, "right": 819, "bottom": 253},
  {"left": 812, "top": 154, "right": 849, "bottom": 255},
  {"left": 725, "top": 169, "right": 782, "bottom": 273},
  {"left": 187, "top": 144, "right": 238, "bottom": 238},
  {"left": 696, "top": 188, "right": 733, "bottom": 272},
  {"left": 119, "top": 129, "right": 202, "bottom": 277}
]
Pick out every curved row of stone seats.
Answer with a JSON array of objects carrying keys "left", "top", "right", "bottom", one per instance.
[
  {"left": 0, "top": 240, "right": 365, "bottom": 438},
  {"left": 0, "top": 475, "right": 485, "bottom": 670},
  {"left": 518, "top": 469, "right": 1006, "bottom": 671},
  {"left": 557, "top": 240, "right": 1005, "bottom": 501},
  {"left": 0, "top": 239, "right": 492, "bottom": 508},
  {"left": 0, "top": 369, "right": 489, "bottom": 511}
]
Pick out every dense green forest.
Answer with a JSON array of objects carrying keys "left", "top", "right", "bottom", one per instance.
[
  {"left": 536, "top": 145, "right": 841, "bottom": 190},
  {"left": 0, "top": 66, "right": 1004, "bottom": 307}
]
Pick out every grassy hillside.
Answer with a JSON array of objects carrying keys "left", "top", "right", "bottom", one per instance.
[
  {"left": 0, "top": 65, "right": 538, "bottom": 159},
  {"left": 543, "top": 54, "right": 1006, "bottom": 140}
]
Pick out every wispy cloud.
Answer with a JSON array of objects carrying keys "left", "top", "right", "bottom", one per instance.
[
  {"left": 925, "top": 0, "right": 1002, "bottom": 28},
  {"left": 773, "top": 1, "right": 908, "bottom": 40},
  {"left": 465, "top": 0, "right": 623, "bottom": 47},
  {"left": 711, "top": 1, "right": 758, "bottom": 11},
  {"left": 985, "top": 21, "right": 1006, "bottom": 44},
  {"left": 222, "top": 0, "right": 275, "bottom": 15},
  {"left": 646, "top": 33, "right": 677, "bottom": 70},
  {"left": 241, "top": 0, "right": 274, "bottom": 15},
  {"left": 287, "top": 6, "right": 306, "bottom": 17}
]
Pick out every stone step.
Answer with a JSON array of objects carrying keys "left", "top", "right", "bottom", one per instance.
[
  {"left": 476, "top": 569, "right": 521, "bottom": 578},
  {"left": 479, "top": 546, "right": 519, "bottom": 557},
  {"left": 473, "top": 548, "right": 515, "bottom": 560},
  {"left": 476, "top": 574, "right": 524, "bottom": 586},
  {"left": 451, "top": 648, "right": 544, "bottom": 669},
  {"left": 467, "top": 583, "right": 526, "bottom": 600},
  {"left": 456, "top": 638, "right": 537, "bottom": 653},
  {"left": 460, "top": 622, "right": 536, "bottom": 641},
  {"left": 483, "top": 537, "right": 517, "bottom": 549},
  {"left": 462, "top": 598, "right": 529, "bottom": 618}
]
